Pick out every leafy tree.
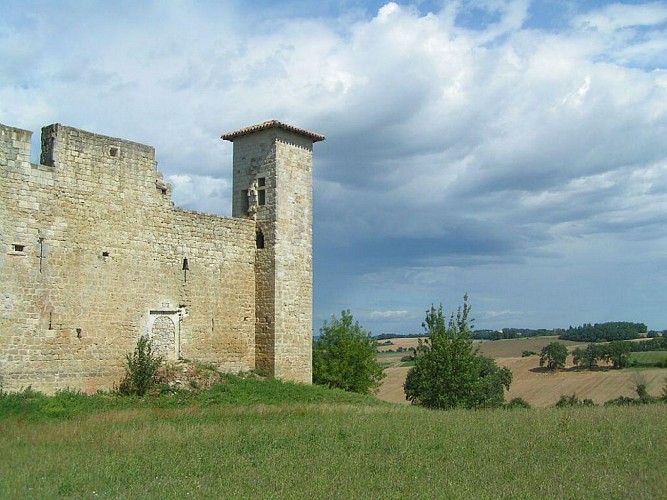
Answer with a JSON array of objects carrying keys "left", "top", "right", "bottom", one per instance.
[
  {"left": 119, "top": 336, "right": 163, "bottom": 397},
  {"left": 313, "top": 310, "right": 385, "bottom": 394},
  {"left": 572, "top": 344, "right": 602, "bottom": 369},
  {"left": 404, "top": 295, "right": 512, "bottom": 410},
  {"left": 539, "top": 342, "right": 568, "bottom": 370},
  {"left": 602, "top": 341, "right": 631, "bottom": 369}
]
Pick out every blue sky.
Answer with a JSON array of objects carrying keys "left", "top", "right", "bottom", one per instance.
[{"left": 1, "top": 1, "right": 666, "bottom": 334}]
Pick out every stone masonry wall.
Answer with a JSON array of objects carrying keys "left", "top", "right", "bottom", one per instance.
[
  {"left": 273, "top": 134, "right": 313, "bottom": 383},
  {"left": 229, "top": 128, "right": 314, "bottom": 383},
  {"left": 0, "top": 123, "right": 256, "bottom": 393}
]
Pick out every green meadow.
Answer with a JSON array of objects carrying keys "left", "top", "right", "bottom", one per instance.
[{"left": 1, "top": 377, "right": 665, "bottom": 499}]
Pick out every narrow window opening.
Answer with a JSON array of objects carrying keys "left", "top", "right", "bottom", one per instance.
[
  {"left": 48, "top": 312, "right": 53, "bottom": 330},
  {"left": 256, "top": 230, "right": 265, "bottom": 249},
  {"left": 12, "top": 244, "right": 25, "bottom": 252},
  {"left": 257, "top": 177, "right": 266, "bottom": 206},
  {"left": 182, "top": 258, "right": 189, "bottom": 282},
  {"left": 109, "top": 146, "right": 120, "bottom": 158},
  {"left": 76, "top": 328, "right": 82, "bottom": 339},
  {"left": 39, "top": 238, "right": 45, "bottom": 272}
]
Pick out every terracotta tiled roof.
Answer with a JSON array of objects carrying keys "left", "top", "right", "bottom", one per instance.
[{"left": 222, "top": 120, "right": 325, "bottom": 142}]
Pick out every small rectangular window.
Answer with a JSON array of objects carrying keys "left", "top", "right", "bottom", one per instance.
[
  {"left": 12, "top": 244, "right": 25, "bottom": 252},
  {"left": 109, "top": 146, "right": 120, "bottom": 157},
  {"left": 257, "top": 177, "right": 266, "bottom": 206}
]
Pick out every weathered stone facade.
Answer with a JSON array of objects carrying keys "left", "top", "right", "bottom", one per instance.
[{"left": 0, "top": 120, "right": 323, "bottom": 393}]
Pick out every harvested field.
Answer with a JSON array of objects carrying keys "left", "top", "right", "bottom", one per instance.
[
  {"left": 378, "top": 335, "right": 582, "bottom": 356},
  {"left": 475, "top": 336, "right": 583, "bottom": 358},
  {"left": 376, "top": 337, "right": 426, "bottom": 352},
  {"left": 375, "top": 337, "right": 667, "bottom": 407},
  {"left": 376, "top": 366, "right": 411, "bottom": 404},
  {"left": 500, "top": 357, "right": 667, "bottom": 406}
]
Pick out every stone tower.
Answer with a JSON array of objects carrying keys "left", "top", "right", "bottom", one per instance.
[{"left": 223, "top": 121, "right": 325, "bottom": 383}]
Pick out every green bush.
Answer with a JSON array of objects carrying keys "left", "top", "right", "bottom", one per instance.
[
  {"left": 313, "top": 310, "right": 385, "bottom": 394},
  {"left": 404, "top": 295, "right": 512, "bottom": 410},
  {"left": 505, "top": 398, "right": 531, "bottom": 409},
  {"left": 555, "top": 394, "right": 595, "bottom": 408},
  {"left": 118, "top": 336, "right": 163, "bottom": 397},
  {"left": 604, "top": 396, "right": 643, "bottom": 407}
]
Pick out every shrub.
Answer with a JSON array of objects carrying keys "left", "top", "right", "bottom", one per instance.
[
  {"left": 505, "top": 397, "right": 531, "bottom": 409},
  {"left": 313, "top": 310, "right": 385, "bottom": 394},
  {"left": 555, "top": 394, "right": 595, "bottom": 408},
  {"left": 118, "top": 336, "right": 163, "bottom": 397},
  {"left": 404, "top": 295, "right": 512, "bottom": 410},
  {"left": 604, "top": 396, "right": 642, "bottom": 407}
]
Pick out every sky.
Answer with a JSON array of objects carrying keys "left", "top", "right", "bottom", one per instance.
[{"left": 1, "top": 0, "right": 666, "bottom": 334}]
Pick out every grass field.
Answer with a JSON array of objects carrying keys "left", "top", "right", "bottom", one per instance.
[
  {"left": 1, "top": 378, "right": 665, "bottom": 498},
  {"left": 629, "top": 351, "right": 667, "bottom": 366}
]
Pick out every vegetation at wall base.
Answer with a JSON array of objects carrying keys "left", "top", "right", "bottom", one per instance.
[
  {"left": 0, "top": 373, "right": 381, "bottom": 421},
  {"left": 118, "top": 336, "right": 163, "bottom": 397},
  {"left": 1, "top": 381, "right": 665, "bottom": 498}
]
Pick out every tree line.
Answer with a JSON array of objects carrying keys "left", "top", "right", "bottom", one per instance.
[
  {"left": 376, "top": 324, "right": 665, "bottom": 342},
  {"left": 558, "top": 322, "right": 648, "bottom": 342},
  {"left": 538, "top": 336, "right": 667, "bottom": 371}
]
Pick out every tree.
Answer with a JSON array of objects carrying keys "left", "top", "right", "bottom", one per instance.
[
  {"left": 539, "top": 342, "right": 568, "bottom": 370},
  {"left": 312, "top": 310, "right": 385, "bottom": 394},
  {"left": 403, "top": 295, "right": 512, "bottom": 410},
  {"left": 572, "top": 344, "right": 602, "bottom": 369},
  {"left": 603, "top": 341, "right": 631, "bottom": 369}
]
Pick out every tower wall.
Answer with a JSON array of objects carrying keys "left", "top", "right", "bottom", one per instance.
[{"left": 226, "top": 123, "right": 323, "bottom": 383}]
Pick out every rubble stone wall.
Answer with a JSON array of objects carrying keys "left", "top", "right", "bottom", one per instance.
[{"left": 0, "top": 123, "right": 256, "bottom": 393}]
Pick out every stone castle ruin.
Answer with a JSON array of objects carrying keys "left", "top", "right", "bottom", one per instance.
[{"left": 0, "top": 120, "right": 324, "bottom": 393}]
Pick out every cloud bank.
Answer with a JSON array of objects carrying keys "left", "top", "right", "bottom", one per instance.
[{"left": 1, "top": 1, "right": 665, "bottom": 333}]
